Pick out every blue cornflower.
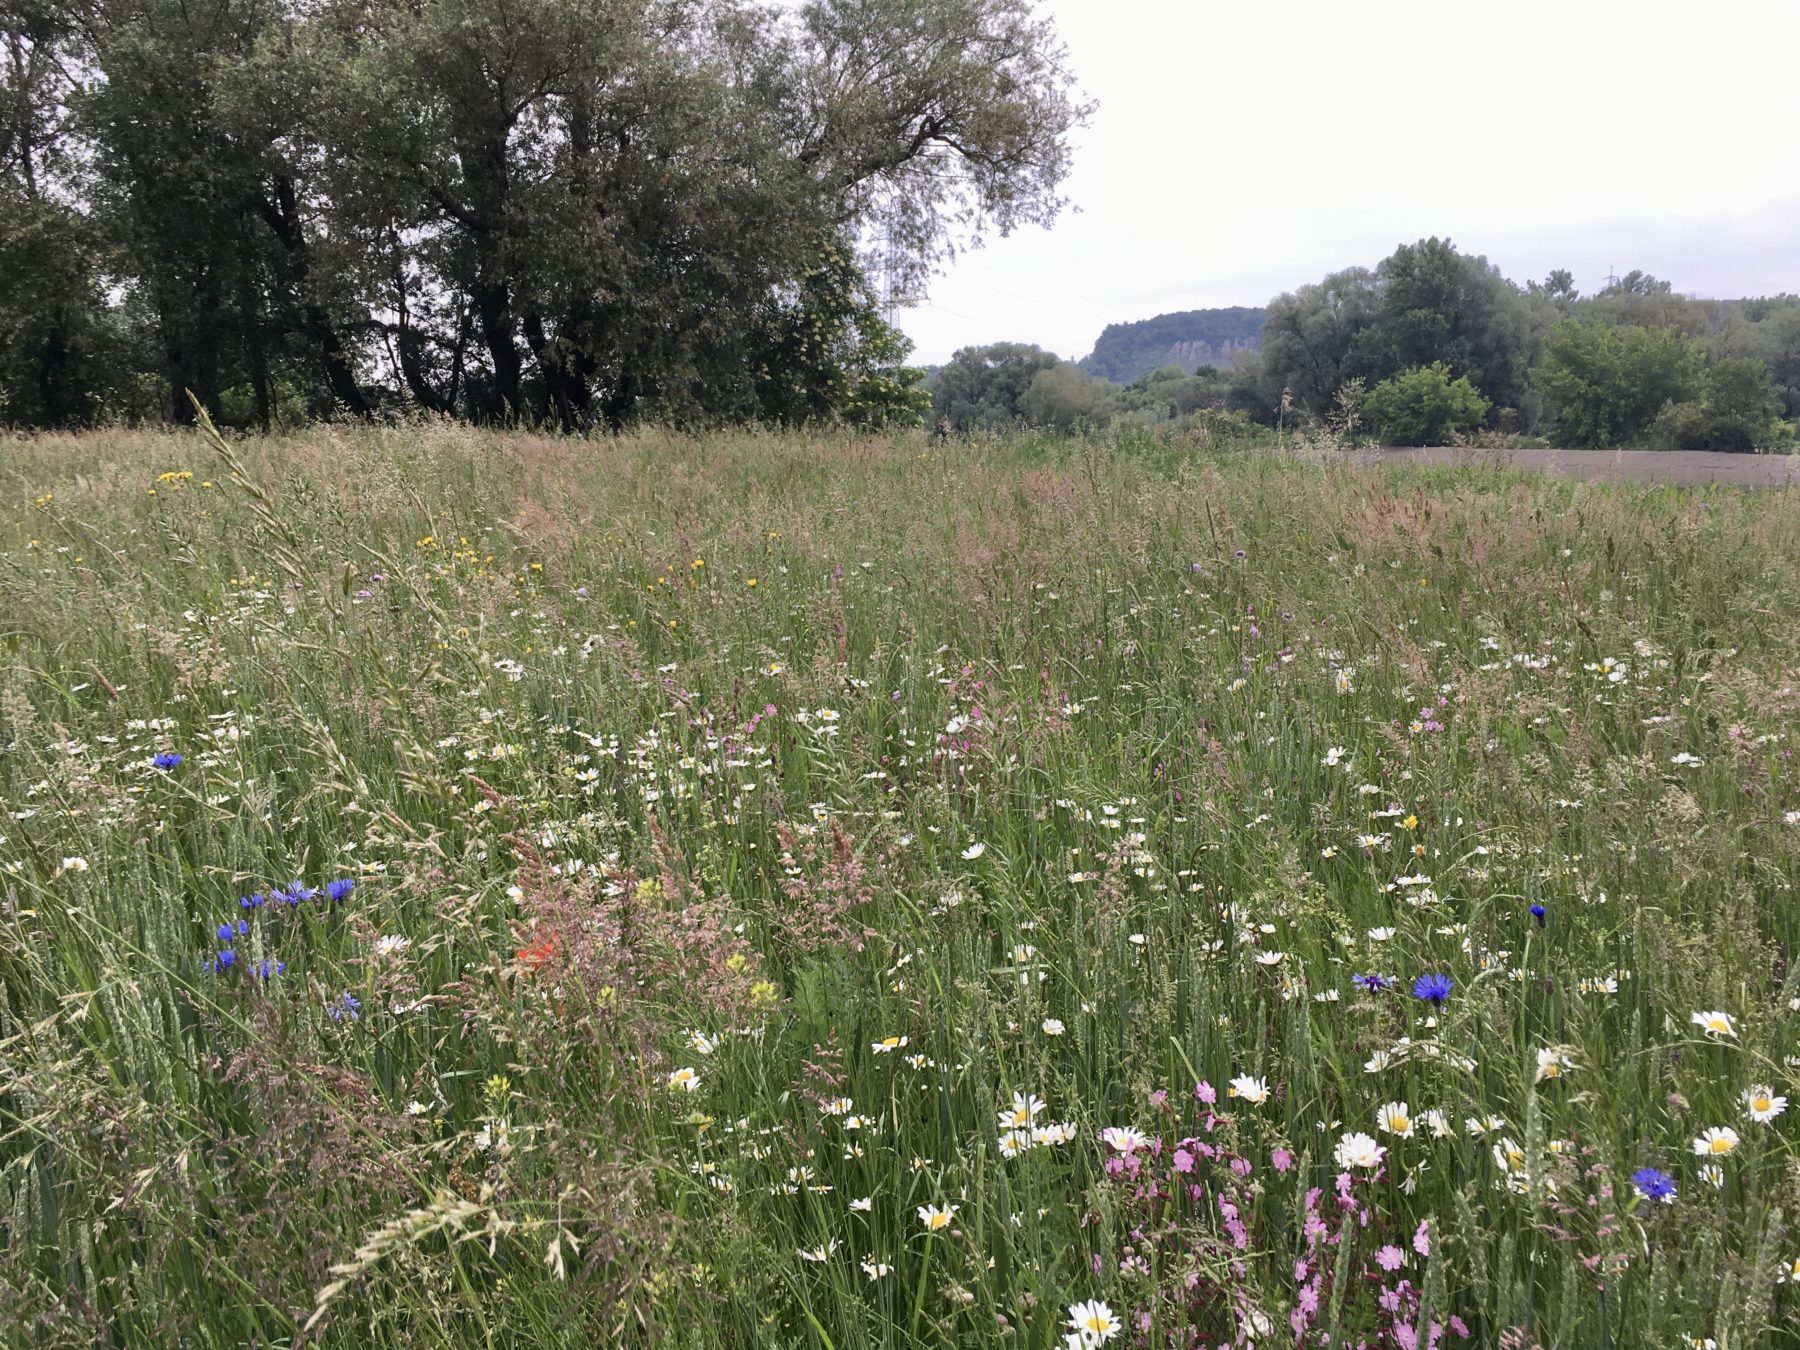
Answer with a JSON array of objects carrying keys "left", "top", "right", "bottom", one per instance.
[
  {"left": 289, "top": 881, "right": 320, "bottom": 903},
  {"left": 1530, "top": 903, "right": 1547, "bottom": 928},
  {"left": 1632, "top": 1167, "right": 1676, "bottom": 1203},
  {"left": 1352, "top": 973, "right": 1393, "bottom": 993},
  {"left": 326, "top": 878, "right": 354, "bottom": 902},
  {"left": 153, "top": 752, "right": 183, "bottom": 771},
  {"left": 240, "top": 892, "right": 265, "bottom": 911},
  {"left": 214, "top": 921, "right": 247, "bottom": 944},
  {"left": 251, "top": 959, "right": 285, "bottom": 980},
  {"left": 270, "top": 886, "right": 299, "bottom": 906},
  {"left": 1412, "top": 972, "right": 1454, "bottom": 1006},
  {"left": 328, "top": 992, "right": 362, "bottom": 1022},
  {"left": 209, "top": 948, "right": 236, "bottom": 972}
]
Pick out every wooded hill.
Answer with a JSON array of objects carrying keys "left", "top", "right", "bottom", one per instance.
[{"left": 1077, "top": 307, "right": 1265, "bottom": 384}]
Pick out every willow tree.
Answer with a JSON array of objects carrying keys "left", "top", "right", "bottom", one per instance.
[
  {"left": 1, "top": 0, "right": 127, "bottom": 424},
  {"left": 308, "top": 0, "right": 1089, "bottom": 427},
  {"left": 4, "top": 0, "right": 1088, "bottom": 428}
]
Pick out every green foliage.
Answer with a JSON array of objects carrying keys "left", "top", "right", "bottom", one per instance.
[
  {"left": 1018, "top": 362, "right": 1106, "bottom": 431},
  {"left": 1526, "top": 268, "right": 1579, "bottom": 314},
  {"left": 1568, "top": 274, "right": 1713, "bottom": 339},
  {"left": 1538, "top": 320, "right": 1703, "bottom": 448},
  {"left": 1650, "top": 359, "right": 1793, "bottom": 453},
  {"left": 1077, "top": 307, "right": 1265, "bottom": 384},
  {"left": 1258, "top": 267, "right": 1382, "bottom": 417},
  {"left": 0, "top": 0, "right": 1090, "bottom": 429},
  {"left": 841, "top": 318, "right": 932, "bottom": 431},
  {"left": 751, "top": 241, "right": 927, "bottom": 430},
  {"left": 0, "top": 188, "right": 132, "bottom": 425},
  {"left": 1361, "top": 363, "right": 1491, "bottom": 445},
  {"left": 1328, "top": 375, "right": 1367, "bottom": 441},
  {"left": 1696, "top": 359, "right": 1791, "bottom": 452},
  {"left": 1732, "top": 304, "right": 1800, "bottom": 421},
  {"left": 1105, "top": 365, "right": 1231, "bottom": 425},
  {"left": 929, "top": 341, "right": 1060, "bottom": 429},
  {"left": 1365, "top": 237, "right": 1536, "bottom": 414},
  {"left": 1260, "top": 240, "right": 1538, "bottom": 426}
]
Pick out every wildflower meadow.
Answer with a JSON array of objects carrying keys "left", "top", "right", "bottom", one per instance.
[{"left": 4, "top": 420, "right": 1800, "bottom": 1349}]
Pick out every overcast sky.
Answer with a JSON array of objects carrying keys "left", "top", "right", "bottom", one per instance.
[{"left": 893, "top": 0, "right": 1800, "bottom": 365}]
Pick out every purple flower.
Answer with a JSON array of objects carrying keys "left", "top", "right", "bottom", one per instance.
[
  {"left": 1376, "top": 1244, "right": 1406, "bottom": 1272},
  {"left": 1632, "top": 1167, "right": 1676, "bottom": 1203},
  {"left": 1353, "top": 972, "right": 1393, "bottom": 993},
  {"left": 1412, "top": 973, "right": 1453, "bottom": 1006},
  {"left": 328, "top": 992, "right": 362, "bottom": 1022},
  {"left": 326, "top": 878, "right": 354, "bottom": 902}
]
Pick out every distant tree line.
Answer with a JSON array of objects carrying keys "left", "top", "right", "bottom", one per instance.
[
  {"left": 0, "top": 0, "right": 1089, "bottom": 431},
  {"left": 933, "top": 241, "right": 1798, "bottom": 452}
]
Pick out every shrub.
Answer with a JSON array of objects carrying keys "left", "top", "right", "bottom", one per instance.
[
  {"left": 1648, "top": 400, "right": 1712, "bottom": 451},
  {"left": 1362, "top": 362, "right": 1491, "bottom": 445},
  {"left": 1700, "top": 358, "right": 1789, "bottom": 452},
  {"left": 1648, "top": 360, "right": 1794, "bottom": 452},
  {"left": 1537, "top": 321, "right": 1702, "bottom": 447}
]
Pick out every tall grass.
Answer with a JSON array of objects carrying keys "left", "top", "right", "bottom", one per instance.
[{"left": 1, "top": 419, "right": 1798, "bottom": 1347}]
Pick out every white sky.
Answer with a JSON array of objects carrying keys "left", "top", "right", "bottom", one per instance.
[{"left": 894, "top": 0, "right": 1800, "bottom": 366}]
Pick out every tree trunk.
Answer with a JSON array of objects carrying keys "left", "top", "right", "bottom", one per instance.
[
  {"left": 453, "top": 125, "right": 523, "bottom": 423},
  {"left": 260, "top": 175, "right": 370, "bottom": 417},
  {"left": 524, "top": 312, "right": 595, "bottom": 432},
  {"left": 471, "top": 261, "right": 522, "bottom": 422}
]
